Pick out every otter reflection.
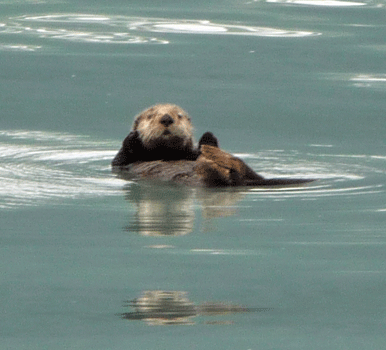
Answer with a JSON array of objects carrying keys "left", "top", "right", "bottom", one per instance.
[
  {"left": 124, "top": 183, "right": 195, "bottom": 236},
  {"left": 120, "top": 290, "right": 270, "bottom": 326},
  {"left": 124, "top": 182, "right": 245, "bottom": 236}
]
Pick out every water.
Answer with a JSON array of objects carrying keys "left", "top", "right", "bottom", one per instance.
[{"left": 1, "top": 0, "right": 385, "bottom": 349}]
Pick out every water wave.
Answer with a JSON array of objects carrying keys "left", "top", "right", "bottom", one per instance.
[
  {"left": 0, "top": 43, "right": 42, "bottom": 51},
  {"left": 189, "top": 248, "right": 261, "bottom": 256},
  {"left": 324, "top": 73, "right": 386, "bottom": 90},
  {"left": 1, "top": 130, "right": 384, "bottom": 209},
  {"left": 0, "top": 130, "right": 125, "bottom": 209},
  {"left": 264, "top": 0, "right": 366, "bottom": 6},
  {"left": 0, "top": 14, "right": 319, "bottom": 50},
  {"left": 351, "top": 74, "right": 386, "bottom": 89},
  {"left": 248, "top": 182, "right": 383, "bottom": 200},
  {"left": 237, "top": 149, "right": 385, "bottom": 200},
  {"left": 1, "top": 15, "right": 169, "bottom": 45},
  {"left": 128, "top": 18, "right": 317, "bottom": 37}
]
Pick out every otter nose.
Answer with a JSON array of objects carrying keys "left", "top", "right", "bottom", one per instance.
[{"left": 160, "top": 114, "right": 174, "bottom": 127}]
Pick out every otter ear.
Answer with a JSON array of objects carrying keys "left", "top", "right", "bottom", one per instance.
[
  {"left": 133, "top": 117, "right": 141, "bottom": 130},
  {"left": 198, "top": 132, "right": 219, "bottom": 148}
]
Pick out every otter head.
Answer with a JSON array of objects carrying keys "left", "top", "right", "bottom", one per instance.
[{"left": 132, "top": 104, "right": 194, "bottom": 151}]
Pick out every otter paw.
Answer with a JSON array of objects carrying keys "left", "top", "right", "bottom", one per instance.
[
  {"left": 112, "top": 131, "right": 144, "bottom": 166},
  {"left": 198, "top": 132, "right": 219, "bottom": 148},
  {"left": 124, "top": 130, "right": 142, "bottom": 150}
]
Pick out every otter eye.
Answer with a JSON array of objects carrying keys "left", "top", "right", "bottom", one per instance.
[
  {"left": 147, "top": 115, "right": 153, "bottom": 120},
  {"left": 177, "top": 114, "right": 183, "bottom": 119}
]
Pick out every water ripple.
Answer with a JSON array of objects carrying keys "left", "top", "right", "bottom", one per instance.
[
  {"left": 264, "top": 0, "right": 366, "bottom": 6},
  {"left": 1, "top": 14, "right": 169, "bottom": 45},
  {"left": 351, "top": 74, "right": 386, "bottom": 89},
  {"left": 0, "top": 14, "right": 319, "bottom": 50},
  {"left": 238, "top": 149, "right": 385, "bottom": 200},
  {"left": 128, "top": 19, "right": 318, "bottom": 37},
  {"left": 325, "top": 73, "right": 386, "bottom": 90},
  {"left": 248, "top": 183, "right": 383, "bottom": 199},
  {"left": 0, "top": 130, "right": 125, "bottom": 209},
  {"left": 1, "top": 130, "right": 384, "bottom": 209},
  {"left": 0, "top": 43, "right": 42, "bottom": 51}
]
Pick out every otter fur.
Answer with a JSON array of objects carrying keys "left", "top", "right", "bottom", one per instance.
[
  {"left": 112, "top": 104, "right": 198, "bottom": 166},
  {"left": 112, "top": 104, "right": 314, "bottom": 187}
]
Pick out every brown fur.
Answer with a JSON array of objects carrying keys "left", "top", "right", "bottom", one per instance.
[{"left": 195, "top": 145, "right": 265, "bottom": 185}]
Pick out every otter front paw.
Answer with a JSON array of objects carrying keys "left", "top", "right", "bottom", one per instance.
[
  {"left": 198, "top": 132, "right": 219, "bottom": 148},
  {"left": 123, "top": 131, "right": 142, "bottom": 151},
  {"left": 112, "top": 131, "right": 143, "bottom": 166}
]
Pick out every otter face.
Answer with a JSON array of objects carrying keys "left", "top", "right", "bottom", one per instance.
[{"left": 133, "top": 104, "right": 194, "bottom": 150}]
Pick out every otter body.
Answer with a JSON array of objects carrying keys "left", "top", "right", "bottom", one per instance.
[
  {"left": 112, "top": 104, "right": 314, "bottom": 187},
  {"left": 115, "top": 146, "right": 314, "bottom": 187}
]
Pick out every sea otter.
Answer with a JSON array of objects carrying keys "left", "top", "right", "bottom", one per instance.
[{"left": 112, "top": 104, "right": 314, "bottom": 187}]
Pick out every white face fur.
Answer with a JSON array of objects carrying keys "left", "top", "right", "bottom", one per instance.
[{"left": 133, "top": 104, "right": 194, "bottom": 149}]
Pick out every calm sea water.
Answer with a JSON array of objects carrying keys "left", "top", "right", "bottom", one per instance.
[{"left": 1, "top": 0, "right": 385, "bottom": 349}]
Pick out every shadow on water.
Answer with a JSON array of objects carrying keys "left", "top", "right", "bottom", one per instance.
[{"left": 120, "top": 290, "right": 271, "bottom": 326}]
